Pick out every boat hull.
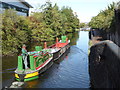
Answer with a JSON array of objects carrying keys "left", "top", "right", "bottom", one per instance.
[
  {"left": 55, "top": 47, "right": 70, "bottom": 63},
  {"left": 15, "top": 72, "right": 39, "bottom": 81},
  {"left": 15, "top": 58, "right": 53, "bottom": 81},
  {"left": 53, "top": 42, "right": 70, "bottom": 61}
]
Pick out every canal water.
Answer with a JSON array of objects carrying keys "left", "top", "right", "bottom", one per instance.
[{"left": 2, "top": 31, "right": 90, "bottom": 88}]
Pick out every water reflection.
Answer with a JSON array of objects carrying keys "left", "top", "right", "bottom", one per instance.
[{"left": 67, "top": 31, "right": 79, "bottom": 45}]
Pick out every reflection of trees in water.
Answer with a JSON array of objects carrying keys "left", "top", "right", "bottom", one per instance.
[
  {"left": 2, "top": 56, "right": 18, "bottom": 82},
  {"left": 67, "top": 31, "right": 79, "bottom": 45},
  {"left": 2, "top": 56, "right": 18, "bottom": 70},
  {"left": 24, "top": 79, "right": 40, "bottom": 88}
]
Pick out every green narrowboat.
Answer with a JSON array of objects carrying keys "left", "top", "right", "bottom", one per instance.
[{"left": 15, "top": 46, "right": 53, "bottom": 81}]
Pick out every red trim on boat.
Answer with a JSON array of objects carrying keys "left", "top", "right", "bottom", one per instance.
[
  {"left": 55, "top": 43, "right": 68, "bottom": 48},
  {"left": 33, "top": 56, "right": 38, "bottom": 57},
  {"left": 36, "top": 58, "right": 50, "bottom": 70}
]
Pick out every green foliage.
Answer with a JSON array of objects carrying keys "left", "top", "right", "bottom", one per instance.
[
  {"left": 89, "top": 2, "right": 116, "bottom": 32},
  {"left": 2, "top": 9, "right": 31, "bottom": 55},
  {"left": 2, "top": 2, "right": 80, "bottom": 56},
  {"left": 80, "top": 23, "right": 86, "bottom": 28},
  {"left": 31, "top": 2, "right": 80, "bottom": 40},
  {"left": 60, "top": 6, "right": 80, "bottom": 33}
]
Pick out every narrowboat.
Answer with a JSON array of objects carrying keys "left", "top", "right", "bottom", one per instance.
[
  {"left": 15, "top": 46, "right": 53, "bottom": 81},
  {"left": 15, "top": 36, "right": 70, "bottom": 81},
  {"left": 44, "top": 36, "right": 70, "bottom": 61},
  {"left": 55, "top": 47, "right": 70, "bottom": 64}
]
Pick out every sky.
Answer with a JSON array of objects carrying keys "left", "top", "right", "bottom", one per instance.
[{"left": 26, "top": 0, "right": 119, "bottom": 23}]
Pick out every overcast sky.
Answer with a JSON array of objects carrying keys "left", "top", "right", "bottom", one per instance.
[{"left": 26, "top": 0, "right": 119, "bottom": 23}]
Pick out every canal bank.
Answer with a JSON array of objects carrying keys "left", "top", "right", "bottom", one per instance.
[
  {"left": 2, "top": 31, "right": 90, "bottom": 88},
  {"left": 89, "top": 30, "right": 120, "bottom": 88}
]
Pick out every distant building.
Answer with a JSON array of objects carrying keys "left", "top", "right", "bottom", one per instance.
[{"left": 0, "top": 0, "right": 33, "bottom": 16}]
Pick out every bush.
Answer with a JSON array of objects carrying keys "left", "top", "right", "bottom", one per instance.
[{"left": 2, "top": 9, "right": 31, "bottom": 55}]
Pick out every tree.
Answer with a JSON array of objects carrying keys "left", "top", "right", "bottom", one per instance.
[
  {"left": 61, "top": 6, "right": 79, "bottom": 33},
  {"left": 2, "top": 9, "right": 31, "bottom": 55},
  {"left": 80, "top": 23, "right": 86, "bottom": 28},
  {"left": 89, "top": 2, "right": 116, "bottom": 32}
]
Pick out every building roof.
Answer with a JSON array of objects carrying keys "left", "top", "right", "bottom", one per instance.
[{"left": 19, "top": 0, "right": 33, "bottom": 8}]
